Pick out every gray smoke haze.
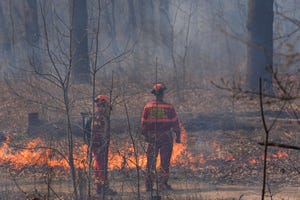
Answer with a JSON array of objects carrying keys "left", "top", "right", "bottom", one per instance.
[{"left": 0, "top": 0, "right": 299, "bottom": 82}]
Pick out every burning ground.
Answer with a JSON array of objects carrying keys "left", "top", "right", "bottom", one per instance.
[
  {"left": 0, "top": 110, "right": 299, "bottom": 199},
  {"left": 0, "top": 81, "right": 299, "bottom": 199}
]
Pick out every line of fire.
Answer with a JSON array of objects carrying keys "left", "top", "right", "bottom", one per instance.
[{"left": 0, "top": 113, "right": 290, "bottom": 173}]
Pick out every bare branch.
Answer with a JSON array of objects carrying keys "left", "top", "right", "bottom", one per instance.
[{"left": 258, "top": 142, "right": 300, "bottom": 150}]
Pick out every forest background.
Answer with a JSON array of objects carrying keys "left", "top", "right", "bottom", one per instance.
[{"left": 0, "top": 0, "right": 299, "bottom": 200}]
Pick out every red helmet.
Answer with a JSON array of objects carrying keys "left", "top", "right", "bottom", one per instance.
[
  {"left": 94, "top": 95, "right": 109, "bottom": 105},
  {"left": 151, "top": 83, "right": 166, "bottom": 95}
]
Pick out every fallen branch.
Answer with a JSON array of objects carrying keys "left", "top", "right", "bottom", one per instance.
[{"left": 258, "top": 142, "right": 300, "bottom": 150}]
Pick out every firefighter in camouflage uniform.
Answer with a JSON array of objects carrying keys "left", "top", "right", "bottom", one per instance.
[{"left": 87, "top": 95, "right": 117, "bottom": 195}]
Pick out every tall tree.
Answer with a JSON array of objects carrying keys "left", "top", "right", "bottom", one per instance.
[
  {"left": 138, "top": 0, "right": 156, "bottom": 68},
  {"left": 105, "top": 0, "right": 120, "bottom": 55},
  {"left": 24, "top": 0, "right": 42, "bottom": 73},
  {"left": 246, "top": 0, "right": 274, "bottom": 94},
  {"left": 70, "top": 0, "right": 91, "bottom": 84},
  {"left": 0, "top": 2, "right": 12, "bottom": 66},
  {"left": 159, "top": 0, "right": 172, "bottom": 57},
  {"left": 127, "top": 0, "right": 137, "bottom": 44}
]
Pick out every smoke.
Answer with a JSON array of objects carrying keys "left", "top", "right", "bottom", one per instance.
[{"left": 0, "top": 0, "right": 299, "bottom": 82}]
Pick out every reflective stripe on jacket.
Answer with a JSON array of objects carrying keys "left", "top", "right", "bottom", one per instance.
[
  {"left": 92, "top": 107, "right": 110, "bottom": 141},
  {"left": 141, "top": 99, "right": 180, "bottom": 135}
]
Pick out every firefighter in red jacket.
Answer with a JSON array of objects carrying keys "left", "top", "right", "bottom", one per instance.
[
  {"left": 141, "top": 83, "right": 181, "bottom": 191},
  {"left": 91, "top": 95, "right": 116, "bottom": 195}
]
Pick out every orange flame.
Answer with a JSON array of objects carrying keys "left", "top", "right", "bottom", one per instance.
[
  {"left": 0, "top": 124, "right": 189, "bottom": 171},
  {"left": 249, "top": 158, "right": 258, "bottom": 165},
  {"left": 0, "top": 136, "right": 88, "bottom": 170},
  {"left": 248, "top": 150, "right": 289, "bottom": 165},
  {"left": 0, "top": 126, "right": 290, "bottom": 172},
  {"left": 107, "top": 123, "right": 189, "bottom": 169},
  {"left": 272, "top": 150, "right": 288, "bottom": 159}
]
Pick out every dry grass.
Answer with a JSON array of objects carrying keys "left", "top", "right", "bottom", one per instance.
[{"left": 0, "top": 76, "right": 300, "bottom": 200}]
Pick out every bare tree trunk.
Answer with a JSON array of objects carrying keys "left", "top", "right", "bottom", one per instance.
[
  {"left": 127, "top": 0, "right": 141, "bottom": 82},
  {"left": 105, "top": 0, "right": 120, "bottom": 55},
  {"left": 139, "top": 0, "right": 155, "bottom": 69},
  {"left": 7, "top": 1, "right": 17, "bottom": 68},
  {"left": 159, "top": 0, "right": 182, "bottom": 101},
  {"left": 0, "top": 2, "right": 13, "bottom": 67},
  {"left": 25, "top": 0, "right": 42, "bottom": 73},
  {"left": 70, "top": 0, "right": 91, "bottom": 84},
  {"left": 127, "top": 0, "right": 137, "bottom": 44},
  {"left": 246, "top": 0, "right": 274, "bottom": 95}
]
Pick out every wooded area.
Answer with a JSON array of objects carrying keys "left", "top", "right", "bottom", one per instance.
[{"left": 0, "top": 0, "right": 299, "bottom": 200}]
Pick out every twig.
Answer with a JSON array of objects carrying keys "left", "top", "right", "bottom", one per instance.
[
  {"left": 259, "top": 78, "right": 269, "bottom": 200},
  {"left": 258, "top": 142, "right": 300, "bottom": 150},
  {"left": 124, "top": 101, "right": 141, "bottom": 199}
]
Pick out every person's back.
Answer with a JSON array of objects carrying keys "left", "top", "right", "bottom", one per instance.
[
  {"left": 142, "top": 99, "right": 179, "bottom": 141},
  {"left": 141, "top": 83, "right": 181, "bottom": 192},
  {"left": 91, "top": 95, "right": 116, "bottom": 196}
]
